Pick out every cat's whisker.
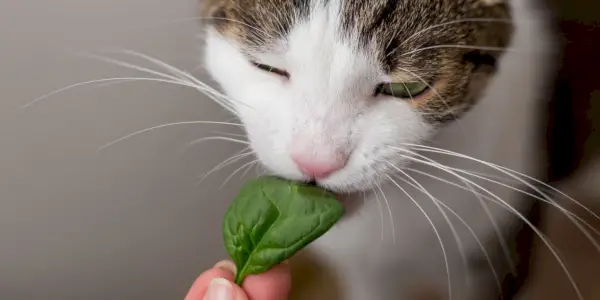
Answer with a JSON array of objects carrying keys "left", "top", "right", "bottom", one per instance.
[
  {"left": 197, "top": 147, "right": 254, "bottom": 186},
  {"left": 404, "top": 166, "right": 600, "bottom": 240},
  {"left": 209, "top": 131, "right": 248, "bottom": 139},
  {"left": 391, "top": 172, "right": 505, "bottom": 300},
  {"left": 407, "top": 144, "right": 600, "bottom": 219},
  {"left": 187, "top": 136, "right": 248, "bottom": 148},
  {"left": 176, "top": 135, "right": 248, "bottom": 158},
  {"left": 386, "top": 174, "right": 453, "bottom": 300},
  {"left": 401, "top": 45, "right": 516, "bottom": 58},
  {"left": 84, "top": 50, "right": 242, "bottom": 114},
  {"left": 404, "top": 144, "right": 600, "bottom": 251},
  {"left": 96, "top": 120, "right": 242, "bottom": 152},
  {"left": 75, "top": 51, "right": 186, "bottom": 83},
  {"left": 389, "top": 164, "right": 472, "bottom": 292},
  {"left": 374, "top": 181, "right": 396, "bottom": 246},
  {"left": 397, "top": 18, "right": 513, "bottom": 51},
  {"left": 400, "top": 160, "right": 518, "bottom": 275},
  {"left": 83, "top": 51, "right": 234, "bottom": 114},
  {"left": 436, "top": 166, "right": 600, "bottom": 237},
  {"left": 372, "top": 186, "right": 386, "bottom": 246},
  {"left": 20, "top": 77, "right": 201, "bottom": 110},
  {"left": 240, "top": 159, "right": 260, "bottom": 179},
  {"left": 391, "top": 149, "right": 584, "bottom": 300},
  {"left": 220, "top": 158, "right": 261, "bottom": 189}
]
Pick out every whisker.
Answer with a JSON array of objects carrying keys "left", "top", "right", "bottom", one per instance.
[
  {"left": 397, "top": 18, "right": 513, "bottom": 50},
  {"left": 240, "top": 160, "right": 260, "bottom": 179},
  {"left": 405, "top": 144, "right": 600, "bottom": 250},
  {"left": 176, "top": 135, "right": 249, "bottom": 158},
  {"left": 404, "top": 166, "right": 600, "bottom": 240},
  {"left": 209, "top": 131, "right": 248, "bottom": 139},
  {"left": 197, "top": 148, "right": 254, "bottom": 186},
  {"left": 79, "top": 50, "right": 240, "bottom": 114},
  {"left": 96, "top": 121, "right": 242, "bottom": 151},
  {"left": 187, "top": 136, "right": 249, "bottom": 148},
  {"left": 20, "top": 77, "right": 201, "bottom": 109},
  {"left": 386, "top": 174, "right": 453, "bottom": 300},
  {"left": 418, "top": 144, "right": 600, "bottom": 220},
  {"left": 220, "top": 158, "right": 261, "bottom": 188},
  {"left": 372, "top": 187, "right": 386, "bottom": 246},
  {"left": 75, "top": 51, "right": 186, "bottom": 82},
  {"left": 391, "top": 173, "right": 505, "bottom": 300},
  {"left": 374, "top": 181, "right": 396, "bottom": 246},
  {"left": 391, "top": 149, "right": 584, "bottom": 300},
  {"left": 401, "top": 45, "right": 516, "bottom": 58},
  {"left": 403, "top": 162, "right": 518, "bottom": 275},
  {"left": 389, "top": 164, "right": 472, "bottom": 292}
]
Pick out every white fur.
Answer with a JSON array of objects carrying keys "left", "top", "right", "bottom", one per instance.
[{"left": 204, "top": 0, "right": 553, "bottom": 298}]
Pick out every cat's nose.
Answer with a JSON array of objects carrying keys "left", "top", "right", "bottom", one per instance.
[{"left": 291, "top": 153, "right": 346, "bottom": 179}]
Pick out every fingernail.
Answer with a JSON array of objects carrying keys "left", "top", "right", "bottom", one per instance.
[
  {"left": 204, "top": 278, "right": 233, "bottom": 300},
  {"left": 214, "top": 260, "right": 237, "bottom": 274}
]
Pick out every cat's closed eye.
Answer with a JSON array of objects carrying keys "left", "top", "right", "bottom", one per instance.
[
  {"left": 375, "top": 82, "right": 429, "bottom": 99},
  {"left": 251, "top": 61, "right": 290, "bottom": 78}
]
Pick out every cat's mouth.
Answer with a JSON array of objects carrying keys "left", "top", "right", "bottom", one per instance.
[
  {"left": 304, "top": 180, "right": 362, "bottom": 216},
  {"left": 306, "top": 180, "right": 348, "bottom": 203}
]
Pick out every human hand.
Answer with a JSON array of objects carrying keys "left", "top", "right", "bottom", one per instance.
[{"left": 184, "top": 260, "right": 292, "bottom": 300}]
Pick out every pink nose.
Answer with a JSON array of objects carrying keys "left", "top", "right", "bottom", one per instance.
[{"left": 292, "top": 154, "right": 346, "bottom": 179}]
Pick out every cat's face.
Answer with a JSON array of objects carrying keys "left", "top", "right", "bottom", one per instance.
[{"left": 201, "top": 0, "right": 513, "bottom": 193}]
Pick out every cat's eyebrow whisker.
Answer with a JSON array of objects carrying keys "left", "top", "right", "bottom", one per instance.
[
  {"left": 388, "top": 164, "right": 472, "bottom": 291},
  {"left": 197, "top": 148, "right": 254, "bottom": 186},
  {"left": 209, "top": 17, "right": 278, "bottom": 41},
  {"left": 403, "top": 144, "right": 600, "bottom": 251},
  {"left": 401, "top": 45, "right": 516, "bottom": 58},
  {"left": 20, "top": 77, "right": 201, "bottom": 110},
  {"left": 385, "top": 174, "right": 453, "bottom": 300},
  {"left": 395, "top": 18, "right": 513, "bottom": 52},
  {"left": 374, "top": 181, "right": 396, "bottom": 246},
  {"left": 385, "top": 18, "right": 514, "bottom": 58},
  {"left": 390, "top": 172, "right": 505, "bottom": 300},
  {"left": 391, "top": 149, "right": 584, "bottom": 300},
  {"left": 96, "top": 120, "right": 243, "bottom": 152}
]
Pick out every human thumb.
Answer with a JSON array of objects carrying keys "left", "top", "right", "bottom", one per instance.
[{"left": 204, "top": 277, "right": 249, "bottom": 300}]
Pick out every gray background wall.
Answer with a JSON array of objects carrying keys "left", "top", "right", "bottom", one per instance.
[{"left": 0, "top": 1, "right": 245, "bottom": 299}]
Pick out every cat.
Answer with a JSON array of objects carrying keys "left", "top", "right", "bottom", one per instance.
[{"left": 199, "top": 0, "right": 554, "bottom": 299}]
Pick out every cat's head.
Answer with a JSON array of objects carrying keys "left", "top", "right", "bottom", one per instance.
[{"left": 200, "top": 0, "right": 513, "bottom": 193}]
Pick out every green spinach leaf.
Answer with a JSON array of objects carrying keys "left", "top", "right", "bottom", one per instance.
[{"left": 222, "top": 176, "right": 344, "bottom": 285}]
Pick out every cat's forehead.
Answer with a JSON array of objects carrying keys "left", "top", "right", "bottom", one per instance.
[{"left": 204, "top": 0, "right": 508, "bottom": 69}]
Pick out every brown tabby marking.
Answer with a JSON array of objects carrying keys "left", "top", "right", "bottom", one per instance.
[{"left": 200, "top": 0, "right": 513, "bottom": 124}]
